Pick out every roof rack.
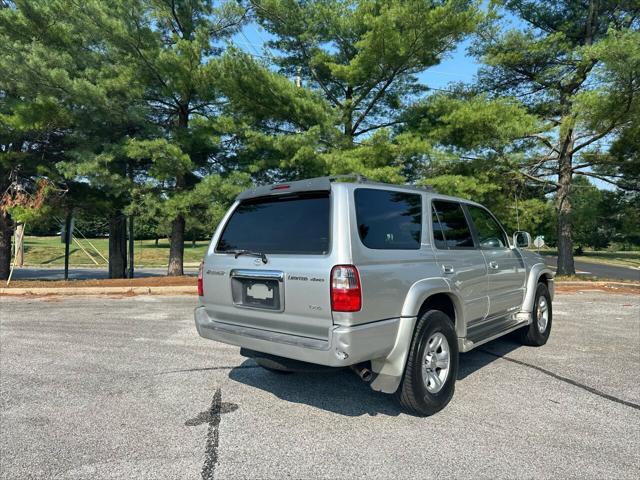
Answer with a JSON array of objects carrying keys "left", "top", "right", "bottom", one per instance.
[
  {"left": 236, "top": 174, "right": 434, "bottom": 201},
  {"left": 326, "top": 173, "right": 434, "bottom": 192},
  {"left": 326, "top": 173, "right": 370, "bottom": 183}
]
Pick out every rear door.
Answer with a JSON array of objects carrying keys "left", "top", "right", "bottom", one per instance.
[
  {"left": 431, "top": 200, "right": 489, "bottom": 324},
  {"left": 465, "top": 204, "right": 526, "bottom": 317},
  {"left": 201, "top": 191, "right": 334, "bottom": 340}
]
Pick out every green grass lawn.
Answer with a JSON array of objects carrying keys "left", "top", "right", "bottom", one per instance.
[
  {"left": 539, "top": 249, "right": 640, "bottom": 268},
  {"left": 17, "top": 236, "right": 640, "bottom": 270},
  {"left": 20, "top": 236, "right": 209, "bottom": 268}
]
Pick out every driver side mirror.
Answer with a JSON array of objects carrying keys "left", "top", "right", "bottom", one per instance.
[{"left": 513, "top": 231, "right": 532, "bottom": 248}]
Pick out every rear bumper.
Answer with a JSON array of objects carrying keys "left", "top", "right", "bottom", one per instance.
[{"left": 194, "top": 306, "right": 399, "bottom": 367}]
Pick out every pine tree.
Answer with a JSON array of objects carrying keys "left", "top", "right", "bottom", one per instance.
[
  {"left": 474, "top": 0, "right": 640, "bottom": 274},
  {"left": 252, "top": 0, "right": 481, "bottom": 145}
]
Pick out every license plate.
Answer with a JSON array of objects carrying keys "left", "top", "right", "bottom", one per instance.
[
  {"left": 237, "top": 279, "right": 280, "bottom": 310},
  {"left": 246, "top": 283, "right": 273, "bottom": 300}
]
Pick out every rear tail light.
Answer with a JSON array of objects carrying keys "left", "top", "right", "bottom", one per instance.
[
  {"left": 330, "top": 265, "right": 361, "bottom": 312},
  {"left": 197, "top": 261, "right": 204, "bottom": 296}
]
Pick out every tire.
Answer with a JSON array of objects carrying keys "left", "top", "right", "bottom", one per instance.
[
  {"left": 395, "top": 310, "right": 459, "bottom": 416},
  {"left": 255, "top": 357, "right": 294, "bottom": 374},
  {"left": 518, "top": 282, "right": 552, "bottom": 346}
]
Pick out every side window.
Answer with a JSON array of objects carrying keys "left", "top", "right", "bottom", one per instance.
[
  {"left": 354, "top": 188, "right": 422, "bottom": 250},
  {"left": 431, "top": 200, "right": 475, "bottom": 249},
  {"left": 467, "top": 205, "right": 509, "bottom": 249}
]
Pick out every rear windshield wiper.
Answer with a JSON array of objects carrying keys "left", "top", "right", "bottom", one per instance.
[{"left": 229, "top": 249, "right": 268, "bottom": 264}]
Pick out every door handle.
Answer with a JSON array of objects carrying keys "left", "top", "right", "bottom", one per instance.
[
  {"left": 489, "top": 261, "right": 499, "bottom": 270},
  {"left": 442, "top": 265, "right": 455, "bottom": 274}
]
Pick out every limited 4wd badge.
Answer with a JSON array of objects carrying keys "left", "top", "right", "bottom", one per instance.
[{"left": 287, "top": 274, "right": 325, "bottom": 282}]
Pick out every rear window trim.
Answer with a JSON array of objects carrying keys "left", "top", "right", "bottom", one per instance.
[{"left": 215, "top": 191, "right": 333, "bottom": 256}]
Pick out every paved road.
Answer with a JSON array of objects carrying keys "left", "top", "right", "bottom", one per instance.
[
  {"left": 1, "top": 293, "right": 638, "bottom": 479},
  {"left": 10, "top": 266, "right": 198, "bottom": 281},
  {"left": 543, "top": 256, "right": 639, "bottom": 282}
]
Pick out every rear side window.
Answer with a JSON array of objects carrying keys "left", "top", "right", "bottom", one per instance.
[
  {"left": 355, "top": 189, "right": 422, "bottom": 250},
  {"left": 217, "top": 192, "right": 330, "bottom": 254},
  {"left": 431, "top": 200, "right": 475, "bottom": 249}
]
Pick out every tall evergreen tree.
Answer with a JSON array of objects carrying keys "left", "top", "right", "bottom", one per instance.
[
  {"left": 251, "top": 0, "right": 482, "bottom": 145},
  {"left": 78, "top": 0, "right": 248, "bottom": 275},
  {"left": 215, "top": 0, "right": 482, "bottom": 184},
  {"left": 0, "top": 0, "right": 153, "bottom": 278},
  {"left": 402, "top": 90, "right": 553, "bottom": 234},
  {"left": 474, "top": 0, "right": 640, "bottom": 274},
  {"left": 2, "top": 1, "right": 249, "bottom": 277}
]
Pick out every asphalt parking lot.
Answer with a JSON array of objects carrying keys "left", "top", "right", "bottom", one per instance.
[{"left": 1, "top": 292, "right": 639, "bottom": 479}]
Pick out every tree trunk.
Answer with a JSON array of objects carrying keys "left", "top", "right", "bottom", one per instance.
[
  {"left": 554, "top": 4, "right": 596, "bottom": 276},
  {"left": 14, "top": 222, "right": 24, "bottom": 267},
  {"left": 556, "top": 173, "right": 575, "bottom": 275},
  {"left": 0, "top": 210, "right": 13, "bottom": 281},
  {"left": 556, "top": 132, "right": 576, "bottom": 275},
  {"left": 343, "top": 86, "right": 354, "bottom": 146},
  {"left": 128, "top": 215, "right": 134, "bottom": 279},
  {"left": 168, "top": 215, "right": 185, "bottom": 276},
  {"left": 167, "top": 104, "right": 190, "bottom": 276},
  {"left": 63, "top": 211, "right": 72, "bottom": 280},
  {"left": 109, "top": 212, "right": 127, "bottom": 279}
]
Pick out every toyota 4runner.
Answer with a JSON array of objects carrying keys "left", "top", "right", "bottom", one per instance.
[{"left": 194, "top": 176, "right": 554, "bottom": 416}]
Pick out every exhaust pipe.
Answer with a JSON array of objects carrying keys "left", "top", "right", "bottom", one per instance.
[{"left": 350, "top": 363, "right": 373, "bottom": 383}]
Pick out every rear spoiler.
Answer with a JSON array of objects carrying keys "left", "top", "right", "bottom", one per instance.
[{"left": 236, "top": 177, "right": 333, "bottom": 201}]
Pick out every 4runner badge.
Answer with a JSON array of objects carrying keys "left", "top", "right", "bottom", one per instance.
[{"left": 206, "top": 270, "right": 225, "bottom": 276}]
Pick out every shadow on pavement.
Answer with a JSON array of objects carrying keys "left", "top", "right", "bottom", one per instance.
[
  {"left": 229, "top": 360, "right": 402, "bottom": 417},
  {"left": 228, "top": 335, "right": 524, "bottom": 417},
  {"left": 457, "top": 335, "right": 523, "bottom": 380},
  {"left": 11, "top": 266, "right": 190, "bottom": 281}
]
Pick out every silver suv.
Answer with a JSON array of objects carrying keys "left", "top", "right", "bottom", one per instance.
[{"left": 195, "top": 176, "right": 554, "bottom": 415}]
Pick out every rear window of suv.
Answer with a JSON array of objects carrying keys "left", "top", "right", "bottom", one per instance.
[
  {"left": 216, "top": 192, "right": 330, "bottom": 255},
  {"left": 355, "top": 188, "right": 422, "bottom": 250}
]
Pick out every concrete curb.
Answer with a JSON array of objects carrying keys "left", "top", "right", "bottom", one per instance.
[
  {"left": 555, "top": 281, "right": 639, "bottom": 288},
  {"left": 0, "top": 286, "right": 197, "bottom": 296}
]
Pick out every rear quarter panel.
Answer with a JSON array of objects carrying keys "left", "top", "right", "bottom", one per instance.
[{"left": 333, "top": 185, "right": 444, "bottom": 327}]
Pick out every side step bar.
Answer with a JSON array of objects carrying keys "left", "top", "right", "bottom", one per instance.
[{"left": 459, "top": 316, "right": 530, "bottom": 353}]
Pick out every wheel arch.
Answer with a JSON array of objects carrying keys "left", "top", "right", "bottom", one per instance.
[
  {"left": 418, "top": 292, "right": 457, "bottom": 326},
  {"left": 370, "top": 281, "right": 463, "bottom": 394},
  {"left": 522, "top": 264, "right": 555, "bottom": 313},
  {"left": 401, "top": 278, "right": 464, "bottom": 337},
  {"left": 538, "top": 271, "right": 553, "bottom": 286}
]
